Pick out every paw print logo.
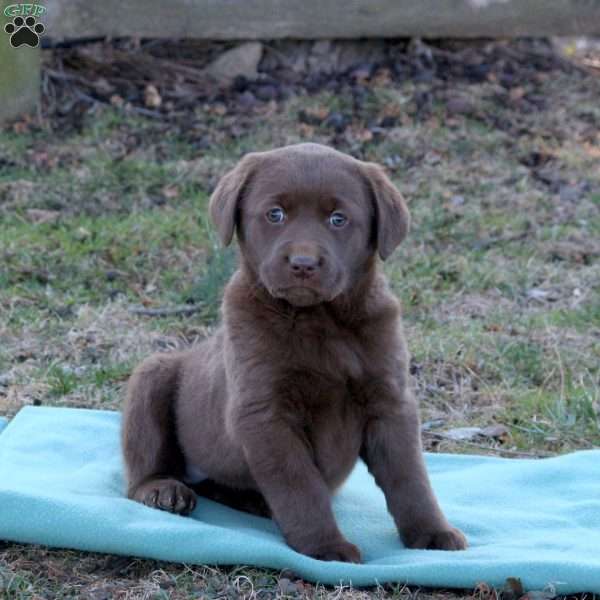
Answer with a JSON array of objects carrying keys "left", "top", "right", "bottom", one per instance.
[{"left": 5, "top": 15, "right": 45, "bottom": 48}]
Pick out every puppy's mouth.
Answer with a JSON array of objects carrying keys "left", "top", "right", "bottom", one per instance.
[{"left": 271, "top": 286, "right": 326, "bottom": 307}]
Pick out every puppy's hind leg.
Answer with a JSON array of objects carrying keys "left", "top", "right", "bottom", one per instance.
[
  {"left": 191, "top": 480, "right": 271, "bottom": 518},
  {"left": 122, "top": 353, "right": 196, "bottom": 515}
]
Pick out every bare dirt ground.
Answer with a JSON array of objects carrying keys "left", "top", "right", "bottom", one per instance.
[{"left": 1, "top": 37, "right": 599, "bottom": 599}]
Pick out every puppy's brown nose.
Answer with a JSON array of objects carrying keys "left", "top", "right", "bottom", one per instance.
[{"left": 289, "top": 254, "right": 320, "bottom": 278}]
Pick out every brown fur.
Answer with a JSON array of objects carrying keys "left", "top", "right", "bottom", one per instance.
[{"left": 122, "top": 143, "right": 467, "bottom": 562}]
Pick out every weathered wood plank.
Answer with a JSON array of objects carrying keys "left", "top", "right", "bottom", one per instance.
[
  {"left": 44, "top": 0, "right": 600, "bottom": 41},
  {"left": 0, "top": 1, "right": 40, "bottom": 122}
]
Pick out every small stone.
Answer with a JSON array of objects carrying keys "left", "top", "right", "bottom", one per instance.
[
  {"left": 237, "top": 90, "right": 257, "bottom": 109},
  {"left": 481, "top": 424, "right": 511, "bottom": 441},
  {"left": 446, "top": 95, "right": 474, "bottom": 116},
  {"left": 255, "top": 84, "right": 278, "bottom": 102},
  {"left": 526, "top": 288, "right": 549, "bottom": 301},
  {"left": 92, "top": 77, "right": 115, "bottom": 98},
  {"left": 278, "top": 85, "right": 294, "bottom": 100},
  {"left": 205, "top": 42, "right": 263, "bottom": 85}
]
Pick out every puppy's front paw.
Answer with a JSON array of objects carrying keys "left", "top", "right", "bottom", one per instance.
[
  {"left": 308, "top": 539, "right": 362, "bottom": 563},
  {"left": 132, "top": 478, "right": 197, "bottom": 515},
  {"left": 403, "top": 526, "right": 467, "bottom": 551}
]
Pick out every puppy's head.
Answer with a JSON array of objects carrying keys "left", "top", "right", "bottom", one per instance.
[{"left": 210, "top": 143, "right": 409, "bottom": 307}]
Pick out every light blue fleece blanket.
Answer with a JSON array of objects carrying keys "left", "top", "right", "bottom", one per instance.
[{"left": 0, "top": 406, "right": 599, "bottom": 593}]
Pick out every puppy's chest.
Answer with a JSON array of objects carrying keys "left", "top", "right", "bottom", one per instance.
[
  {"left": 283, "top": 313, "right": 368, "bottom": 381},
  {"left": 303, "top": 398, "right": 364, "bottom": 489}
]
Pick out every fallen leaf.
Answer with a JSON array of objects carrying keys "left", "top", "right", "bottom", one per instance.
[
  {"left": 161, "top": 185, "right": 180, "bottom": 200},
  {"left": 144, "top": 85, "right": 162, "bottom": 109},
  {"left": 473, "top": 582, "right": 495, "bottom": 600},
  {"left": 481, "top": 424, "right": 511, "bottom": 442},
  {"left": 211, "top": 103, "right": 227, "bottom": 116},
  {"left": 354, "top": 128, "right": 373, "bottom": 143},
  {"left": 503, "top": 577, "right": 524, "bottom": 600},
  {"left": 74, "top": 227, "right": 91, "bottom": 241},
  {"left": 509, "top": 87, "right": 526, "bottom": 102},
  {"left": 298, "top": 123, "right": 315, "bottom": 138},
  {"left": 110, "top": 95, "right": 124, "bottom": 108},
  {"left": 309, "top": 106, "right": 329, "bottom": 120}
]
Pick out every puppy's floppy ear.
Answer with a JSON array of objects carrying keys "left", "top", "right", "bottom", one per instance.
[
  {"left": 360, "top": 162, "right": 410, "bottom": 260},
  {"left": 209, "top": 153, "right": 260, "bottom": 246}
]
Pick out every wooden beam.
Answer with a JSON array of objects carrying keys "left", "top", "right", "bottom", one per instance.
[
  {"left": 0, "top": 1, "right": 40, "bottom": 122},
  {"left": 43, "top": 0, "right": 600, "bottom": 41}
]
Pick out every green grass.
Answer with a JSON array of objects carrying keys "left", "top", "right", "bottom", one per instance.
[
  {"left": 47, "top": 365, "right": 81, "bottom": 397},
  {"left": 1, "top": 200, "right": 211, "bottom": 314}
]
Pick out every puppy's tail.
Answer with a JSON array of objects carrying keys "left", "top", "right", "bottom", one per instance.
[{"left": 122, "top": 352, "right": 184, "bottom": 497}]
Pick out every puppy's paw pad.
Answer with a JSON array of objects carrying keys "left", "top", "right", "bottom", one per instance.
[
  {"left": 405, "top": 527, "right": 467, "bottom": 551},
  {"left": 135, "top": 479, "right": 197, "bottom": 515},
  {"left": 311, "top": 540, "right": 362, "bottom": 563},
  {"left": 432, "top": 528, "right": 467, "bottom": 550}
]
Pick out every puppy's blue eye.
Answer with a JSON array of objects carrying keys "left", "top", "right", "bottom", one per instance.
[
  {"left": 266, "top": 207, "right": 285, "bottom": 224},
  {"left": 329, "top": 211, "right": 348, "bottom": 228}
]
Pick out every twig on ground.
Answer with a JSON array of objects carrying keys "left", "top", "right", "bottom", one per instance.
[
  {"left": 73, "top": 89, "right": 166, "bottom": 120},
  {"left": 472, "top": 230, "right": 531, "bottom": 252},
  {"left": 424, "top": 431, "right": 555, "bottom": 458},
  {"left": 128, "top": 305, "right": 204, "bottom": 317},
  {"left": 582, "top": 57, "right": 600, "bottom": 70}
]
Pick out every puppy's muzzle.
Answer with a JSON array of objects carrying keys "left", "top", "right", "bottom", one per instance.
[
  {"left": 262, "top": 241, "right": 342, "bottom": 306},
  {"left": 287, "top": 253, "right": 324, "bottom": 280}
]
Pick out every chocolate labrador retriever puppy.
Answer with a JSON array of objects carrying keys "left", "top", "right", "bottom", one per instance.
[{"left": 122, "top": 143, "right": 467, "bottom": 562}]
